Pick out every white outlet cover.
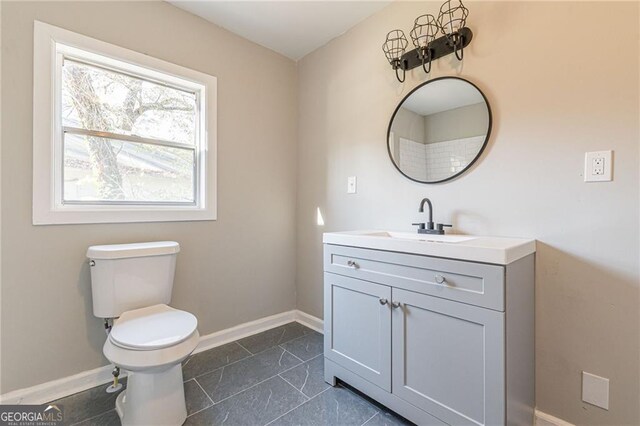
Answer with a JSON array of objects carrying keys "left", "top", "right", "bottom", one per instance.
[
  {"left": 584, "top": 151, "right": 612, "bottom": 182},
  {"left": 582, "top": 371, "right": 609, "bottom": 410},
  {"left": 347, "top": 176, "right": 357, "bottom": 194}
]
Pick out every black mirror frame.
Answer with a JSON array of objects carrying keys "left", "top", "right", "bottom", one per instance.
[{"left": 386, "top": 76, "right": 492, "bottom": 184}]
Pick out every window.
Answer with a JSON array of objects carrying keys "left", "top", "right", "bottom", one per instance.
[{"left": 33, "top": 21, "right": 217, "bottom": 224}]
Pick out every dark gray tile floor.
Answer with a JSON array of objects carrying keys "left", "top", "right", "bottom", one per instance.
[{"left": 49, "top": 322, "right": 412, "bottom": 426}]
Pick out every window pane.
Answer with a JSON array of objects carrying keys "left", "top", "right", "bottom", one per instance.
[
  {"left": 63, "top": 134, "right": 195, "bottom": 203},
  {"left": 62, "top": 59, "right": 197, "bottom": 145}
]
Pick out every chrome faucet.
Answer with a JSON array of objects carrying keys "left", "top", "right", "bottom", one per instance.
[{"left": 412, "top": 198, "right": 452, "bottom": 235}]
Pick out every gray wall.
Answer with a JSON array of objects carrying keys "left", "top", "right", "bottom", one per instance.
[
  {"left": 389, "top": 106, "right": 426, "bottom": 160},
  {"left": 296, "top": 2, "right": 639, "bottom": 425},
  {"left": 1, "top": 1, "right": 297, "bottom": 393},
  {"left": 424, "top": 102, "right": 488, "bottom": 144}
]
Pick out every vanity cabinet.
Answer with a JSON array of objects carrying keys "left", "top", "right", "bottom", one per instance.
[
  {"left": 323, "top": 242, "right": 535, "bottom": 426},
  {"left": 323, "top": 273, "right": 391, "bottom": 391}
]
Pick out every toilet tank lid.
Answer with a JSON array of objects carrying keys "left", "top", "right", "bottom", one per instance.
[{"left": 87, "top": 241, "right": 180, "bottom": 259}]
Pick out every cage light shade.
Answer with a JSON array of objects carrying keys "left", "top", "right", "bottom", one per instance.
[
  {"left": 410, "top": 14, "right": 439, "bottom": 51},
  {"left": 382, "top": 29, "right": 409, "bottom": 66},
  {"left": 438, "top": 0, "right": 469, "bottom": 36}
]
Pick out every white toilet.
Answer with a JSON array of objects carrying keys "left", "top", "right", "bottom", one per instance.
[{"left": 87, "top": 241, "right": 199, "bottom": 426}]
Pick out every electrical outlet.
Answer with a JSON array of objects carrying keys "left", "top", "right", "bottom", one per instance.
[
  {"left": 592, "top": 158, "right": 604, "bottom": 175},
  {"left": 584, "top": 151, "right": 612, "bottom": 182},
  {"left": 347, "top": 176, "right": 357, "bottom": 194},
  {"left": 582, "top": 371, "right": 609, "bottom": 410}
]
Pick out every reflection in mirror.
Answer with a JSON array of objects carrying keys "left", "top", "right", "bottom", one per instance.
[{"left": 388, "top": 77, "right": 491, "bottom": 183}]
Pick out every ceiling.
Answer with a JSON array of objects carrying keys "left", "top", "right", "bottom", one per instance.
[
  {"left": 402, "top": 79, "right": 485, "bottom": 116},
  {"left": 168, "top": 1, "right": 391, "bottom": 60}
]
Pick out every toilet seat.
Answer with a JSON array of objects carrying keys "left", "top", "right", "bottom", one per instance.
[{"left": 110, "top": 304, "right": 197, "bottom": 351}]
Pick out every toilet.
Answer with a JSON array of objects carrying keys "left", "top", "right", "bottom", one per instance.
[{"left": 87, "top": 241, "right": 199, "bottom": 426}]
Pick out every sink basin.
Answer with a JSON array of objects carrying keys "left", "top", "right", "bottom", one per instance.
[
  {"left": 364, "top": 231, "right": 476, "bottom": 243},
  {"left": 323, "top": 230, "right": 536, "bottom": 265}
]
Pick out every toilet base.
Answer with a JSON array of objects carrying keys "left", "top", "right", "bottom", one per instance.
[{"left": 115, "top": 364, "right": 187, "bottom": 426}]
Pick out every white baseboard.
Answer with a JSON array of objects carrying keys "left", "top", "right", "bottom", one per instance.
[
  {"left": 0, "top": 309, "right": 322, "bottom": 405},
  {"left": 535, "top": 409, "right": 575, "bottom": 426},
  {"left": 0, "top": 364, "right": 123, "bottom": 405},
  {"left": 194, "top": 310, "right": 297, "bottom": 355},
  {"left": 294, "top": 310, "right": 323, "bottom": 333}
]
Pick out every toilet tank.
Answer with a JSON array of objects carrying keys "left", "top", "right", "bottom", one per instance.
[{"left": 87, "top": 241, "right": 180, "bottom": 318}]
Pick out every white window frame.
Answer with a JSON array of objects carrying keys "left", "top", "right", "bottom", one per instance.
[{"left": 33, "top": 21, "right": 217, "bottom": 225}]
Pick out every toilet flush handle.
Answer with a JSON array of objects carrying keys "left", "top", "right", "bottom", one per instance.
[{"left": 89, "top": 260, "right": 95, "bottom": 267}]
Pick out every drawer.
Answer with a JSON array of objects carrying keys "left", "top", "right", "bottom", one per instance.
[{"left": 324, "top": 244, "right": 505, "bottom": 311}]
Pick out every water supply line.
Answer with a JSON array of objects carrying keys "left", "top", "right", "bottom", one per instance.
[
  {"left": 106, "top": 366, "right": 123, "bottom": 393},
  {"left": 103, "top": 318, "right": 112, "bottom": 335},
  {"left": 102, "top": 318, "right": 123, "bottom": 393}
]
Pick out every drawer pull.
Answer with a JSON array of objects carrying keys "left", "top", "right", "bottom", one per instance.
[
  {"left": 435, "top": 275, "right": 446, "bottom": 284},
  {"left": 347, "top": 260, "right": 359, "bottom": 268},
  {"left": 379, "top": 298, "right": 388, "bottom": 305},
  {"left": 391, "top": 301, "right": 402, "bottom": 309}
]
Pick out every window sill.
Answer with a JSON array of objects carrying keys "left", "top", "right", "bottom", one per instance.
[{"left": 32, "top": 206, "right": 217, "bottom": 225}]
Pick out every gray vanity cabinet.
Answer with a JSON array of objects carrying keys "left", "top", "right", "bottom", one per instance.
[
  {"left": 391, "top": 288, "right": 504, "bottom": 425},
  {"left": 323, "top": 273, "right": 392, "bottom": 391},
  {"left": 323, "top": 243, "right": 535, "bottom": 426}
]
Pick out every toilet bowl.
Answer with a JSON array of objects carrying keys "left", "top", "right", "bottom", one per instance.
[
  {"left": 87, "top": 241, "right": 199, "bottom": 426},
  {"left": 103, "top": 304, "right": 199, "bottom": 426}
]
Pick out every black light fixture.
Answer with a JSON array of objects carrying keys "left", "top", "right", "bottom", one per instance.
[
  {"left": 409, "top": 14, "right": 439, "bottom": 74},
  {"left": 382, "top": 30, "right": 409, "bottom": 83},
  {"left": 383, "top": 0, "right": 472, "bottom": 82},
  {"left": 437, "top": 0, "right": 469, "bottom": 60}
]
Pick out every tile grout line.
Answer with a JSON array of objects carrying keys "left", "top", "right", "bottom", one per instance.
[
  {"left": 200, "top": 352, "right": 307, "bottom": 408},
  {"left": 188, "top": 347, "right": 320, "bottom": 418},
  {"left": 186, "top": 403, "right": 214, "bottom": 419},
  {"left": 190, "top": 332, "right": 311, "bottom": 381},
  {"left": 304, "top": 353, "right": 323, "bottom": 362},
  {"left": 184, "top": 328, "right": 321, "bottom": 416},
  {"left": 192, "top": 346, "right": 304, "bottom": 383},
  {"left": 237, "top": 323, "right": 314, "bottom": 356},
  {"left": 264, "top": 386, "right": 334, "bottom": 426},
  {"left": 190, "top": 348, "right": 260, "bottom": 380},
  {"left": 192, "top": 378, "right": 215, "bottom": 407},
  {"left": 277, "top": 354, "right": 327, "bottom": 399},
  {"left": 280, "top": 329, "right": 320, "bottom": 347},
  {"left": 205, "top": 373, "right": 286, "bottom": 407},
  {"left": 186, "top": 345, "right": 254, "bottom": 381},
  {"left": 235, "top": 340, "right": 254, "bottom": 356},
  {"left": 361, "top": 411, "right": 381, "bottom": 426},
  {"left": 277, "top": 373, "right": 310, "bottom": 401}
]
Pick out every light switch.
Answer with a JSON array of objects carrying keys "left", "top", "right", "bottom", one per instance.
[
  {"left": 584, "top": 151, "right": 612, "bottom": 182},
  {"left": 347, "top": 176, "right": 357, "bottom": 194},
  {"left": 582, "top": 371, "right": 609, "bottom": 410}
]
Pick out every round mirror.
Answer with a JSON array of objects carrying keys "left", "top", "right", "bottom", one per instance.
[{"left": 387, "top": 77, "right": 491, "bottom": 183}]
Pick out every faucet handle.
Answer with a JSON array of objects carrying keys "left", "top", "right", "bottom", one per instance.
[
  {"left": 412, "top": 222, "right": 426, "bottom": 230},
  {"left": 436, "top": 223, "right": 452, "bottom": 231}
]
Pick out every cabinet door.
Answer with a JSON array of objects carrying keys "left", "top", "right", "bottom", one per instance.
[
  {"left": 392, "top": 288, "right": 505, "bottom": 426},
  {"left": 324, "top": 273, "right": 392, "bottom": 391}
]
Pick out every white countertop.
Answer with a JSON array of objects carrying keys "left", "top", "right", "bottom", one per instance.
[{"left": 323, "top": 230, "right": 536, "bottom": 265}]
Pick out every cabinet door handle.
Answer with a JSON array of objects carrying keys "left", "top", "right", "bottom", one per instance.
[
  {"left": 391, "top": 301, "right": 402, "bottom": 309},
  {"left": 435, "top": 274, "right": 446, "bottom": 284},
  {"left": 379, "top": 298, "right": 388, "bottom": 305},
  {"left": 347, "top": 260, "right": 359, "bottom": 268}
]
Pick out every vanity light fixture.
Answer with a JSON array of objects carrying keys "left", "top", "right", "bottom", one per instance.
[
  {"left": 438, "top": 0, "right": 469, "bottom": 60},
  {"left": 382, "top": 30, "right": 409, "bottom": 83},
  {"left": 409, "top": 14, "right": 439, "bottom": 74},
  {"left": 383, "top": 0, "right": 472, "bottom": 82}
]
